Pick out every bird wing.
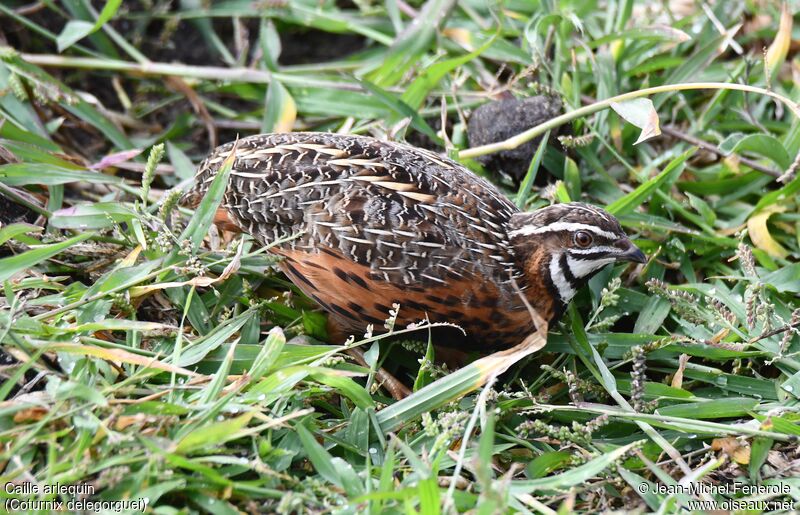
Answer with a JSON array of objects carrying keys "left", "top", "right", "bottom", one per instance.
[{"left": 195, "top": 132, "right": 522, "bottom": 288}]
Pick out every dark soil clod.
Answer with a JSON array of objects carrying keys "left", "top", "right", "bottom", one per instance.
[
  {"left": 467, "top": 95, "right": 564, "bottom": 183},
  {"left": 0, "top": 191, "right": 40, "bottom": 226}
]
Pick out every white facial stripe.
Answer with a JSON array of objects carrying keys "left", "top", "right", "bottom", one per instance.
[
  {"left": 568, "top": 246, "right": 618, "bottom": 255},
  {"left": 549, "top": 255, "right": 576, "bottom": 303},
  {"left": 567, "top": 256, "right": 615, "bottom": 278},
  {"left": 509, "top": 222, "right": 619, "bottom": 240}
]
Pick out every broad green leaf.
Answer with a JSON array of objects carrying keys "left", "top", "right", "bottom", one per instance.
[
  {"left": 614, "top": 379, "right": 695, "bottom": 401},
  {"left": 656, "top": 398, "right": 759, "bottom": 419},
  {"left": 726, "top": 134, "right": 791, "bottom": 170},
  {"left": 247, "top": 327, "right": 286, "bottom": 383},
  {"left": 749, "top": 437, "right": 773, "bottom": 482},
  {"left": 366, "top": 0, "right": 455, "bottom": 86},
  {"left": 94, "top": 0, "right": 124, "bottom": 27},
  {"left": 196, "top": 343, "right": 336, "bottom": 375},
  {"left": 296, "top": 423, "right": 344, "bottom": 488},
  {"left": 762, "top": 263, "right": 800, "bottom": 293},
  {"left": 754, "top": 171, "right": 800, "bottom": 212},
  {"left": 758, "top": 415, "right": 800, "bottom": 436},
  {"left": 402, "top": 37, "right": 492, "bottom": 110},
  {"left": 554, "top": 181, "right": 571, "bottom": 203},
  {"left": 133, "top": 480, "right": 187, "bottom": 507},
  {"left": 198, "top": 338, "right": 238, "bottom": 405},
  {"left": 515, "top": 130, "right": 550, "bottom": 208},
  {"left": 56, "top": 20, "right": 95, "bottom": 52},
  {"left": 606, "top": 148, "right": 692, "bottom": 216},
  {"left": 654, "top": 35, "right": 724, "bottom": 108},
  {"left": 626, "top": 56, "right": 684, "bottom": 76},
  {"left": 413, "top": 338, "right": 437, "bottom": 391},
  {"left": 619, "top": 468, "right": 662, "bottom": 511},
  {"left": 262, "top": 80, "right": 296, "bottom": 133},
  {"left": 0, "top": 232, "right": 94, "bottom": 283},
  {"left": 180, "top": 145, "right": 235, "bottom": 251},
  {"left": 564, "top": 155, "right": 581, "bottom": 200},
  {"left": 376, "top": 326, "right": 546, "bottom": 432},
  {"left": 56, "top": 0, "right": 123, "bottom": 51},
  {"left": 359, "top": 80, "right": 442, "bottom": 144},
  {"left": 634, "top": 297, "right": 671, "bottom": 334},
  {"left": 309, "top": 369, "right": 375, "bottom": 409},
  {"left": 52, "top": 379, "right": 108, "bottom": 407},
  {"left": 61, "top": 319, "right": 174, "bottom": 334},
  {"left": 172, "top": 311, "right": 253, "bottom": 367},
  {"left": 780, "top": 370, "right": 800, "bottom": 400},
  {"left": 50, "top": 202, "right": 137, "bottom": 229},
  {"left": 686, "top": 193, "right": 716, "bottom": 226},
  {"left": 526, "top": 451, "right": 573, "bottom": 479},
  {"left": 65, "top": 100, "right": 133, "bottom": 150},
  {"left": 174, "top": 412, "right": 254, "bottom": 454},
  {"left": 510, "top": 442, "right": 638, "bottom": 493},
  {"left": 0, "top": 164, "right": 123, "bottom": 186},
  {"left": 293, "top": 88, "right": 389, "bottom": 118},
  {"left": 49, "top": 343, "right": 196, "bottom": 377},
  {"left": 589, "top": 25, "right": 690, "bottom": 48},
  {"left": 166, "top": 142, "right": 195, "bottom": 180},
  {"left": 0, "top": 223, "right": 42, "bottom": 246}
]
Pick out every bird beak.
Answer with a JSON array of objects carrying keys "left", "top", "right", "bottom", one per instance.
[{"left": 616, "top": 239, "right": 647, "bottom": 264}]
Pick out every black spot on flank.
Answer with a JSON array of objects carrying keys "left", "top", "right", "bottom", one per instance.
[
  {"left": 305, "top": 260, "right": 325, "bottom": 270},
  {"left": 310, "top": 294, "right": 332, "bottom": 310},
  {"left": 473, "top": 319, "right": 492, "bottom": 331},
  {"left": 443, "top": 295, "right": 461, "bottom": 307},
  {"left": 285, "top": 263, "right": 316, "bottom": 289},
  {"left": 347, "top": 301, "right": 364, "bottom": 313},
  {"left": 333, "top": 267, "right": 349, "bottom": 283},
  {"left": 489, "top": 310, "right": 509, "bottom": 323},
  {"left": 405, "top": 300, "right": 430, "bottom": 312},
  {"left": 425, "top": 294, "right": 441, "bottom": 304},
  {"left": 349, "top": 273, "right": 368, "bottom": 289},
  {"left": 482, "top": 296, "right": 498, "bottom": 308},
  {"left": 320, "top": 247, "right": 340, "bottom": 258},
  {"left": 330, "top": 303, "right": 359, "bottom": 320},
  {"left": 362, "top": 313, "right": 385, "bottom": 325},
  {"left": 373, "top": 303, "right": 392, "bottom": 314}
]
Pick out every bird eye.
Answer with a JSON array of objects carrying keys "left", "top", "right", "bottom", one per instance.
[{"left": 574, "top": 231, "right": 593, "bottom": 248}]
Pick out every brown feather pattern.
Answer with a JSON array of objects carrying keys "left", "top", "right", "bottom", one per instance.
[{"left": 184, "top": 132, "right": 639, "bottom": 350}]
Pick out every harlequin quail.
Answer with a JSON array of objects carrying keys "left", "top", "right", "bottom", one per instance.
[{"left": 182, "top": 132, "right": 646, "bottom": 349}]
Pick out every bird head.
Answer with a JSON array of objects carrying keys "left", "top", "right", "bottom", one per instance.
[{"left": 508, "top": 202, "right": 646, "bottom": 309}]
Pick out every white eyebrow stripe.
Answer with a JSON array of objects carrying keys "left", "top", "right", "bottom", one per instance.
[
  {"left": 508, "top": 222, "right": 619, "bottom": 240},
  {"left": 549, "top": 255, "right": 576, "bottom": 303}
]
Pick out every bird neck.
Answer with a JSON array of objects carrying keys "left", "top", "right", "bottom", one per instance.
[{"left": 508, "top": 238, "right": 565, "bottom": 323}]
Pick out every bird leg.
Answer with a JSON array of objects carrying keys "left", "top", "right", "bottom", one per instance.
[
  {"left": 327, "top": 320, "right": 411, "bottom": 400},
  {"left": 346, "top": 347, "right": 412, "bottom": 401}
]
